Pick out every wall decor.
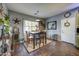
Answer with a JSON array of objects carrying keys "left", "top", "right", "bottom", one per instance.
[
  {"left": 64, "top": 20, "right": 70, "bottom": 27},
  {"left": 13, "top": 18, "right": 20, "bottom": 24},
  {"left": 64, "top": 11, "right": 71, "bottom": 18},
  {"left": 47, "top": 21, "right": 57, "bottom": 30}
]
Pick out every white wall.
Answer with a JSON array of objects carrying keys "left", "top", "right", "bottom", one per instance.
[{"left": 46, "top": 8, "right": 77, "bottom": 45}]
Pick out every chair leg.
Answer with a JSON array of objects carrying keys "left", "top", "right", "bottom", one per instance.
[
  {"left": 39, "top": 40, "right": 41, "bottom": 48},
  {"left": 36, "top": 39, "right": 37, "bottom": 46},
  {"left": 28, "top": 39, "right": 30, "bottom": 44},
  {"left": 43, "top": 39, "right": 44, "bottom": 46}
]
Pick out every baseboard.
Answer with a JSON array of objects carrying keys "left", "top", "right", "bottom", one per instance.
[
  {"left": 61, "top": 41, "right": 74, "bottom": 45},
  {"left": 61, "top": 41, "right": 79, "bottom": 50}
]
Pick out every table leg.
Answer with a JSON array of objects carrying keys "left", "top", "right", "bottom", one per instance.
[
  {"left": 45, "top": 34, "right": 47, "bottom": 44},
  {"left": 33, "top": 38, "right": 35, "bottom": 49}
]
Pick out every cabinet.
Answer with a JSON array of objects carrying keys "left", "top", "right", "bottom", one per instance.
[
  {"left": 76, "top": 12, "right": 79, "bottom": 48},
  {"left": 76, "top": 13, "right": 79, "bottom": 28},
  {"left": 76, "top": 35, "right": 79, "bottom": 47}
]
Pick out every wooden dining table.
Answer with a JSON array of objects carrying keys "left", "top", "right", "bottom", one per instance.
[{"left": 30, "top": 31, "right": 47, "bottom": 49}]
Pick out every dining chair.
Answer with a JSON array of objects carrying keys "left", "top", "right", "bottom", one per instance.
[
  {"left": 34, "top": 32, "right": 41, "bottom": 48},
  {"left": 40, "top": 32, "right": 45, "bottom": 46},
  {"left": 26, "top": 31, "right": 33, "bottom": 46},
  {"left": 52, "top": 34, "right": 58, "bottom": 41}
]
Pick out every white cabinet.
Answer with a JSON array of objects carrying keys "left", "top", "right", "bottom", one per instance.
[
  {"left": 76, "top": 13, "right": 79, "bottom": 28},
  {"left": 76, "top": 13, "right": 79, "bottom": 48},
  {"left": 76, "top": 35, "right": 79, "bottom": 47}
]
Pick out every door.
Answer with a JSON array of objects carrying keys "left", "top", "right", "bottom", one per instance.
[{"left": 61, "top": 17, "right": 75, "bottom": 45}]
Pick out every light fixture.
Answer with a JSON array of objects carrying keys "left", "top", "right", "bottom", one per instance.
[
  {"left": 34, "top": 10, "right": 40, "bottom": 21},
  {"left": 36, "top": 18, "right": 40, "bottom": 22}
]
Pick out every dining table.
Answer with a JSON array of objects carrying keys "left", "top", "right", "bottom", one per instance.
[{"left": 30, "top": 31, "right": 47, "bottom": 49}]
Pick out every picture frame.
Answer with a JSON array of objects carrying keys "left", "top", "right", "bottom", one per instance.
[{"left": 47, "top": 21, "right": 57, "bottom": 30}]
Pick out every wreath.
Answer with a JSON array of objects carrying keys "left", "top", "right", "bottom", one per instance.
[
  {"left": 64, "top": 11, "right": 71, "bottom": 18},
  {"left": 64, "top": 20, "right": 70, "bottom": 27}
]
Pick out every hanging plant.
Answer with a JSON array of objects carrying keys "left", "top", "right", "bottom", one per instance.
[
  {"left": 0, "top": 18, "right": 3, "bottom": 25},
  {"left": 5, "top": 15, "right": 9, "bottom": 20},
  {"left": 4, "top": 15, "right": 10, "bottom": 34}
]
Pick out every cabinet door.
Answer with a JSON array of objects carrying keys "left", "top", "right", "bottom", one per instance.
[
  {"left": 76, "top": 13, "right": 79, "bottom": 27},
  {"left": 76, "top": 35, "right": 79, "bottom": 48}
]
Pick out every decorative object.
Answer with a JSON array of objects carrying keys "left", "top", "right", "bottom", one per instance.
[
  {"left": 64, "top": 11, "right": 71, "bottom": 18},
  {"left": 0, "top": 4, "right": 10, "bottom": 55},
  {"left": 64, "top": 20, "right": 70, "bottom": 27},
  {"left": 47, "top": 21, "right": 57, "bottom": 30},
  {"left": 13, "top": 18, "right": 20, "bottom": 24},
  {"left": 11, "top": 18, "right": 20, "bottom": 52},
  {"left": 0, "top": 4, "right": 3, "bottom": 16},
  {"left": 4, "top": 15, "right": 10, "bottom": 34}
]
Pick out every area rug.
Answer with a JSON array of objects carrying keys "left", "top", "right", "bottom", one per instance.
[{"left": 24, "top": 39, "right": 52, "bottom": 53}]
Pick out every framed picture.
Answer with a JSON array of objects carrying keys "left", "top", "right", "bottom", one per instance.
[{"left": 47, "top": 21, "right": 57, "bottom": 30}]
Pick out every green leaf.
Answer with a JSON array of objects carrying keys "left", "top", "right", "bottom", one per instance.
[{"left": 0, "top": 18, "right": 3, "bottom": 25}]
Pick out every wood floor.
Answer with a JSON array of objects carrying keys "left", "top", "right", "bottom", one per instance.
[{"left": 12, "top": 41, "right": 79, "bottom": 56}]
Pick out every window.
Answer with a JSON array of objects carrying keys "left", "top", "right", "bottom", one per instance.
[{"left": 23, "top": 20, "right": 38, "bottom": 34}]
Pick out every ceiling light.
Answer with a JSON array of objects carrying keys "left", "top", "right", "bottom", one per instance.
[{"left": 36, "top": 19, "right": 40, "bottom": 21}]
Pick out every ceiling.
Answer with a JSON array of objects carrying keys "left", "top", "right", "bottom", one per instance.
[{"left": 6, "top": 3, "right": 79, "bottom": 18}]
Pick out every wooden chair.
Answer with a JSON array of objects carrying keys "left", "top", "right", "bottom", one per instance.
[
  {"left": 26, "top": 31, "right": 33, "bottom": 46},
  {"left": 52, "top": 34, "right": 58, "bottom": 41},
  {"left": 40, "top": 32, "right": 46, "bottom": 46},
  {"left": 34, "top": 33, "right": 41, "bottom": 48}
]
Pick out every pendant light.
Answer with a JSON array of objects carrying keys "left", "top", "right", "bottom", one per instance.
[{"left": 34, "top": 10, "right": 40, "bottom": 22}]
